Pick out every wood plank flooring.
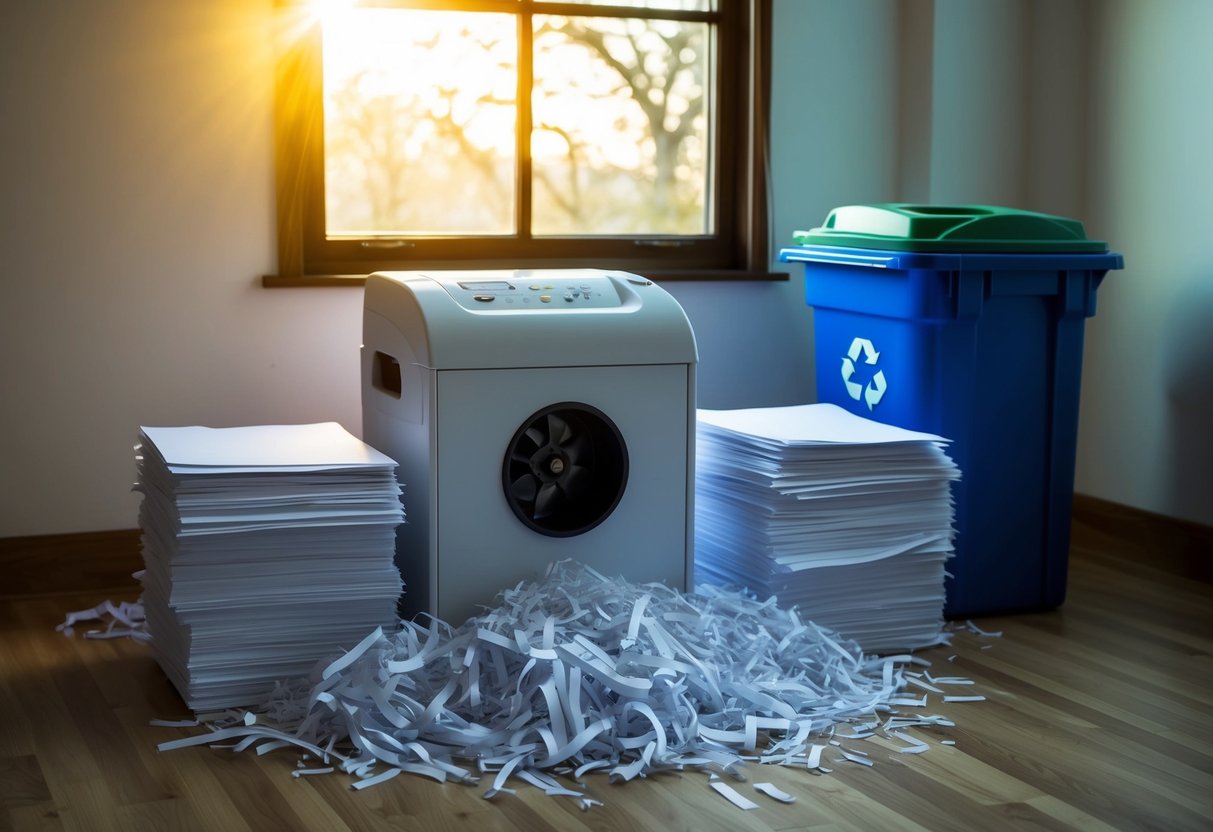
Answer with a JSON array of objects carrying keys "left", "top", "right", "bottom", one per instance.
[{"left": 1, "top": 511, "right": 1210, "bottom": 831}]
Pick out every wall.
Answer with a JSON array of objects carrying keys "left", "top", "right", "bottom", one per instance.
[
  {"left": 926, "top": 0, "right": 1091, "bottom": 217},
  {"left": 1077, "top": 0, "right": 1213, "bottom": 525},
  {"left": 1, "top": 0, "right": 1208, "bottom": 538}
]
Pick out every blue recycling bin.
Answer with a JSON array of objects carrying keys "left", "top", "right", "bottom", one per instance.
[{"left": 779, "top": 204, "right": 1124, "bottom": 617}]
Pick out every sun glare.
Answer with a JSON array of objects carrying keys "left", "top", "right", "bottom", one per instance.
[{"left": 311, "top": 0, "right": 360, "bottom": 27}]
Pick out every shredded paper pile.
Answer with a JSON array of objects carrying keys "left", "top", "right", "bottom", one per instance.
[{"left": 157, "top": 561, "right": 965, "bottom": 808}]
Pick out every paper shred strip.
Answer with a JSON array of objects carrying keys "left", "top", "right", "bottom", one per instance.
[
  {"left": 710, "top": 780, "right": 760, "bottom": 810},
  {"left": 838, "top": 750, "right": 874, "bottom": 767},
  {"left": 351, "top": 767, "right": 401, "bottom": 790},
  {"left": 906, "top": 676, "right": 943, "bottom": 694},
  {"left": 925, "top": 673, "right": 975, "bottom": 686},
  {"left": 888, "top": 732, "right": 930, "bottom": 754},
  {"left": 57, "top": 599, "right": 148, "bottom": 641},
  {"left": 754, "top": 782, "right": 796, "bottom": 803},
  {"left": 321, "top": 627, "right": 384, "bottom": 680},
  {"left": 963, "top": 621, "right": 1003, "bottom": 638}
]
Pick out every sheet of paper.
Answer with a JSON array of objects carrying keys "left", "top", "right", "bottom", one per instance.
[
  {"left": 697, "top": 402, "right": 948, "bottom": 446},
  {"left": 140, "top": 422, "right": 398, "bottom": 470}
]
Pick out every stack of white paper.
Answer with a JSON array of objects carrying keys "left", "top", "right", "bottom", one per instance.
[
  {"left": 694, "top": 403, "right": 960, "bottom": 653},
  {"left": 135, "top": 422, "right": 405, "bottom": 711}
]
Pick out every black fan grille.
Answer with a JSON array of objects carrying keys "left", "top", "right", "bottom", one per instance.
[{"left": 502, "top": 403, "right": 629, "bottom": 537}]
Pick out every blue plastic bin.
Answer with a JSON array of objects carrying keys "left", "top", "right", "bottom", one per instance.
[{"left": 779, "top": 204, "right": 1124, "bottom": 617}]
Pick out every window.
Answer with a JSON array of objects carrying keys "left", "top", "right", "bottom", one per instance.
[{"left": 267, "top": 0, "right": 773, "bottom": 284}]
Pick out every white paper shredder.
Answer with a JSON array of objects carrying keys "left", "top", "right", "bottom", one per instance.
[{"left": 361, "top": 269, "right": 697, "bottom": 624}]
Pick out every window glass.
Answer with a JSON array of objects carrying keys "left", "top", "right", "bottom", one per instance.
[
  {"left": 531, "top": 15, "right": 711, "bottom": 236},
  {"left": 322, "top": 9, "right": 517, "bottom": 236}
]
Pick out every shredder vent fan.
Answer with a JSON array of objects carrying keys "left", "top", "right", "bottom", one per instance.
[{"left": 502, "top": 402, "right": 629, "bottom": 537}]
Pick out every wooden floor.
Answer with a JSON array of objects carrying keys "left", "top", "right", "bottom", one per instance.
[{"left": 2, "top": 509, "right": 1211, "bottom": 831}]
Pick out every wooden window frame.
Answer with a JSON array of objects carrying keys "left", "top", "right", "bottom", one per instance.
[{"left": 264, "top": 0, "right": 781, "bottom": 286}]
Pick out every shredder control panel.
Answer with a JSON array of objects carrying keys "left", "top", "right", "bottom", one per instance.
[{"left": 438, "top": 274, "right": 634, "bottom": 311}]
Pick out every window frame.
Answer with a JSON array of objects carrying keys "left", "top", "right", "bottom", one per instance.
[{"left": 265, "top": 0, "right": 779, "bottom": 286}]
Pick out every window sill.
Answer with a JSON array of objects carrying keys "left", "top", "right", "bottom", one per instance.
[{"left": 261, "top": 269, "right": 789, "bottom": 288}]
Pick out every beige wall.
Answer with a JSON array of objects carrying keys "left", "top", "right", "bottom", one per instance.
[
  {"left": 1078, "top": 0, "right": 1213, "bottom": 525},
  {"left": 1, "top": 0, "right": 1209, "bottom": 537}
]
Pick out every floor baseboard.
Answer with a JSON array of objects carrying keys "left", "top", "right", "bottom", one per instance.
[
  {"left": 1070, "top": 493, "right": 1212, "bottom": 584},
  {"left": 0, "top": 528, "right": 142, "bottom": 600}
]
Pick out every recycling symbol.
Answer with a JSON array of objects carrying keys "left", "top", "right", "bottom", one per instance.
[{"left": 840, "top": 337, "right": 887, "bottom": 410}]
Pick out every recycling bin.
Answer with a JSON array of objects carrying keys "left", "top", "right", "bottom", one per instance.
[{"left": 779, "top": 204, "right": 1124, "bottom": 617}]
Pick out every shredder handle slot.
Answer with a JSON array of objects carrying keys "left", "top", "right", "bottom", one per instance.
[{"left": 372, "top": 351, "right": 402, "bottom": 398}]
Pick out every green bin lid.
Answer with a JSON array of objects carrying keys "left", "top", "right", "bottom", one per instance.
[{"left": 792, "top": 203, "right": 1109, "bottom": 253}]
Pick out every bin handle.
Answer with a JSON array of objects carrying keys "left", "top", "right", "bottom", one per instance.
[{"left": 778, "top": 248, "right": 901, "bottom": 269}]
